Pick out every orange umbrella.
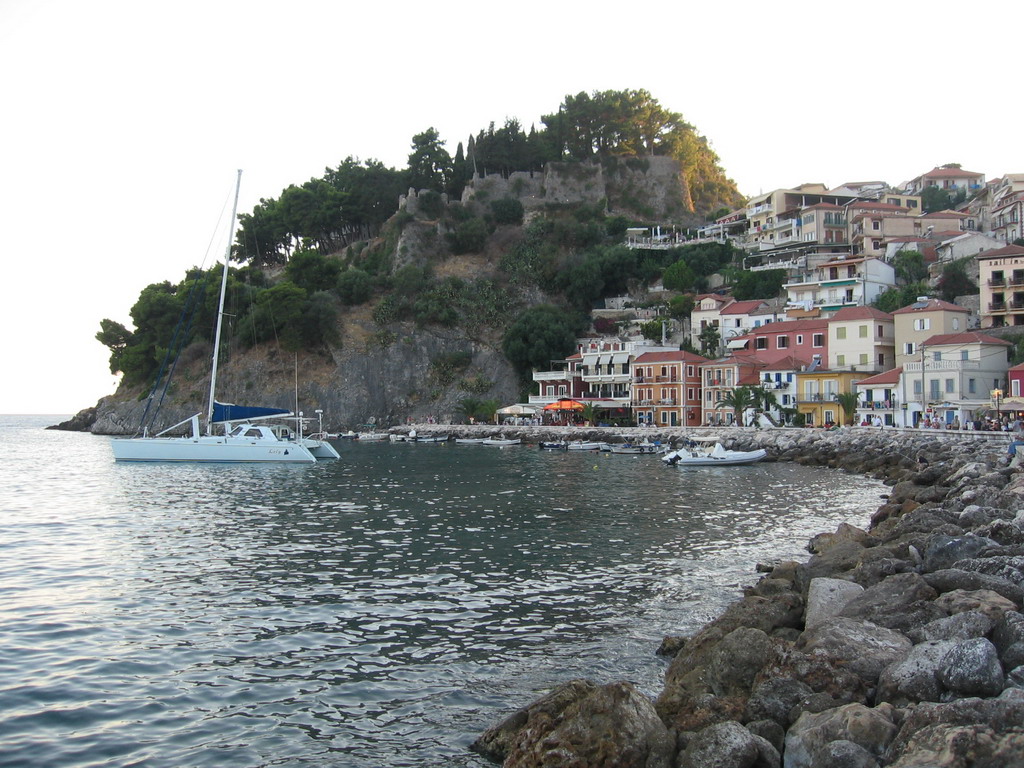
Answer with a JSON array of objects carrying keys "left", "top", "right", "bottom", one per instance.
[{"left": 544, "top": 399, "right": 585, "bottom": 411}]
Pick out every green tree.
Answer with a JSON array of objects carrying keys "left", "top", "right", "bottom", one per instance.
[
  {"left": 873, "top": 283, "right": 929, "bottom": 313},
  {"left": 698, "top": 323, "right": 721, "bottom": 358},
  {"left": 336, "top": 268, "right": 373, "bottom": 305},
  {"left": 920, "top": 186, "right": 953, "bottom": 213},
  {"left": 449, "top": 217, "right": 490, "bottom": 254},
  {"left": 456, "top": 397, "right": 482, "bottom": 423},
  {"left": 750, "top": 386, "right": 780, "bottom": 426},
  {"left": 502, "top": 305, "right": 581, "bottom": 378},
  {"left": 662, "top": 260, "right": 696, "bottom": 291},
  {"left": 893, "top": 250, "right": 929, "bottom": 284},
  {"left": 285, "top": 249, "right": 341, "bottom": 293},
  {"left": 96, "top": 318, "right": 134, "bottom": 376},
  {"left": 668, "top": 294, "right": 695, "bottom": 319},
  {"left": 732, "top": 269, "right": 786, "bottom": 301},
  {"left": 490, "top": 198, "right": 524, "bottom": 225},
  {"left": 580, "top": 402, "right": 599, "bottom": 426},
  {"left": 716, "top": 386, "right": 755, "bottom": 426},
  {"left": 834, "top": 391, "right": 860, "bottom": 426},
  {"left": 640, "top": 318, "right": 667, "bottom": 342},
  {"left": 407, "top": 128, "right": 452, "bottom": 192},
  {"left": 937, "top": 259, "right": 977, "bottom": 302}
]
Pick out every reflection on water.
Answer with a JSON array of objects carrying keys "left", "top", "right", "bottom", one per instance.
[{"left": 0, "top": 418, "right": 884, "bottom": 767}]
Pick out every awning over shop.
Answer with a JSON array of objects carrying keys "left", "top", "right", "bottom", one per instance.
[
  {"left": 496, "top": 403, "right": 541, "bottom": 415},
  {"left": 543, "top": 399, "right": 585, "bottom": 411}
]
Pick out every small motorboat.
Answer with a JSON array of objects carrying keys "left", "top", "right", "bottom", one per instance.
[
  {"left": 414, "top": 434, "right": 450, "bottom": 443},
  {"left": 481, "top": 438, "right": 521, "bottom": 446},
  {"left": 336, "top": 430, "right": 359, "bottom": 440},
  {"left": 608, "top": 441, "right": 663, "bottom": 455},
  {"left": 539, "top": 441, "right": 568, "bottom": 450},
  {"left": 454, "top": 437, "right": 486, "bottom": 444},
  {"left": 662, "top": 443, "right": 767, "bottom": 467},
  {"left": 357, "top": 432, "right": 388, "bottom": 441},
  {"left": 566, "top": 441, "right": 608, "bottom": 451}
]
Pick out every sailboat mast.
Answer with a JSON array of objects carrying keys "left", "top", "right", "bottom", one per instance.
[{"left": 206, "top": 169, "right": 243, "bottom": 435}]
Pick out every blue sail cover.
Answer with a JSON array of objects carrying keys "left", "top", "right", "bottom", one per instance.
[{"left": 212, "top": 401, "right": 291, "bottom": 423}]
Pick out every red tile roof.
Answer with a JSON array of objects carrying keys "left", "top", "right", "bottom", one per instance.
[
  {"left": 978, "top": 245, "right": 1024, "bottom": 259},
  {"left": 892, "top": 298, "right": 970, "bottom": 314},
  {"left": 923, "top": 332, "right": 1012, "bottom": 347},
  {"left": 922, "top": 167, "right": 983, "bottom": 179},
  {"left": 855, "top": 367, "right": 903, "bottom": 386},
  {"left": 720, "top": 299, "right": 770, "bottom": 315},
  {"left": 633, "top": 350, "right": 709, "bottom": 364},
  {"left": 829, "top": 306, "right": 894, "bottom": 322}
]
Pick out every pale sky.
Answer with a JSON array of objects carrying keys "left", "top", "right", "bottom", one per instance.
[{"left": 1, "top": 0, "right": 1021, "bottom": 414}]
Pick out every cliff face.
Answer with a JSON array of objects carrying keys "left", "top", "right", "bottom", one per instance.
[{"left": 88, "top": 314, "right": 520, "bottom": 435}]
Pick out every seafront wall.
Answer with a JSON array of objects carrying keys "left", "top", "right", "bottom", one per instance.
[{"left": 429, "top": 426, "right": 1024, "bottom": 767}]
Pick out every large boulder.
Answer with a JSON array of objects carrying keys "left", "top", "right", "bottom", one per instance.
[
  {"left": 906, "top": 610, "right": 995, "bottom": 644},
  {"left": 707, "top": 628, "right": 776, "bottom": 697},
  {"left": 804, "top": 578, "right": 864, "bottom": 631},
  {"left": 837, "top": 572, "right": 945, "bottom": 633},
  {"left": 676, "top": 720, "right": 779, "bottom": 768},
  {"left": 924, "top": 568, "right": 1024, "bottom": 607},
  {"left": 885, "top": 697, "right": 1024, "bottom": 766},
  {"left": 799, "top": 618, "right": 912, "bottom": 688},
  {"left": 933, "top": 588, "right": 1018, "bottom": 621},
  {"left": 922, "top": 534, "right": 998, "bottom": 573},
  {"left": 471, "top": 679, "right": 672, "bottom": 768},
  {"left": 876, "top": 640, "right": 955, "bottom": 705},
  {"left": 938, "top": 638, "right": 1004, "bottom": 698},
  {"left": 783, "top": 703, "right": 897, "bottom": 768}
]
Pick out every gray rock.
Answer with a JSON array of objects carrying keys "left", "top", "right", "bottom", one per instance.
[
  {"left": 745, "top": 719, "right": 785, "bottom": 755},
  {"left": 471, "top": 679, "right": 673, "bottom": 767},
  {"left": 938, "top": 638, "right": 1004, "bottom": 697},
  {"left": 800, "top": 618, "right": 912, "bottom": 686},
  {"left": 837, "top": 572, "right": 945, "bottom": 633},
  {"left": 707, "top": 627, "right": 775, "bottom": 697},
  {"left": 906, "top": 610, "right": 994, "bottom": 644},
  {"left": 676, "top": 720, "right": 779, "bottom": 768},
  {"left": 1006, "top": 665, "right": 1024, "bottom": 690},
  {"left": 923, "top": 568, "right": 1024, "bottom": 607},
  {"left": 1003, "top": 641, "right": 1024, "bottom": 671},
  {"left": 992, "top": 611, "right": 1024, "bottom": 654},
  {"left": 805, "top": 578, "right": 864, "bottom": 631},
  {"left": 745, "top": 678, "right": 814, "bottom": 727},
  {"left": 784, "top": 703, "right": 896, "bottom": 768},
  {"left": 952, "top": 554, "right": 1024, "bottom": 586},
  {"left": 877, "top": 640, "right": 954, "bottom": 705},
  {"left": 957, "top": 504, "right": 1003, "bottom": 528},
  {"left": 822, "top": 739, "right": 880, "bottom": 768},
  {"left": 885, "top": 697, "right": 1024, "bottom": 766},
  {"left": 922, "top": 533, "right": 998, "bottom": 572},
  {"left": 933, "top": 588, "right": 1018, "bottom": 620}
]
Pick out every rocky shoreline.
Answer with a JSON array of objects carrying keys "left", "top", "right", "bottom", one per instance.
[{"left": 442, "top": 426, "right": 1024, "bottom": 767}]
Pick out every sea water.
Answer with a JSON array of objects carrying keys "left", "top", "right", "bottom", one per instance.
[{"left": 0, "top": 415, "right": 885, "bottom": 767}]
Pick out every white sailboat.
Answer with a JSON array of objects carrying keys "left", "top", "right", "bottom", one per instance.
[{"left": 111, "top": 171, "right": 335, "bottom": 463}]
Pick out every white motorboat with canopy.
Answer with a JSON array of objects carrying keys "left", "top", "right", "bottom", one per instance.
[{"left": 110, "top": 171, "right": 337, "bottom": 463}]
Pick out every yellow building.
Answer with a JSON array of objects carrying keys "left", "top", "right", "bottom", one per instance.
[{"left": 794, "top": 370, "right": 862, "bottom": 427}]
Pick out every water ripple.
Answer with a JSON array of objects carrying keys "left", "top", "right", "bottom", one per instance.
[{"left": 0, "top": 418, "right": 885, "bottom": 767}]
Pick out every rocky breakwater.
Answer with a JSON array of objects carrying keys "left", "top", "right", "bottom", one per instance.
[{"left": 470, "top": 428, "right": 1024, "bottom": 767}]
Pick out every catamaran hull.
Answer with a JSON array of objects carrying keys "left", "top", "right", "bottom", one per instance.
[{"left": 111, "top": 437, "right": 318, "bottom": 463}]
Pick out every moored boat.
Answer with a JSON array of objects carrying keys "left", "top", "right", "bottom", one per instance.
[
  {"left": 662, "top": 443, "right": 767, "bottom": 467},
  {"left": 481, "top": 438, "right": 521, "bottom": 446},
  {"left": 566, "top": 440, "right": 608, "bottom": 451}
]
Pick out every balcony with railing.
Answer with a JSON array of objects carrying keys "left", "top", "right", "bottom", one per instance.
[
  {"left": 747, "top": 202, "right": 774, "bottom": 217},
  {"left": 904, "top": 360, "right": 980, "bottom": 372},
  {"left": 532, "top": 369, "right": 577, "bottom": 382}
]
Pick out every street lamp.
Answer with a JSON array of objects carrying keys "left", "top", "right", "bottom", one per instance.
[{"left": 992, "top": 389, "right": 1003, "bottom": 424}]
